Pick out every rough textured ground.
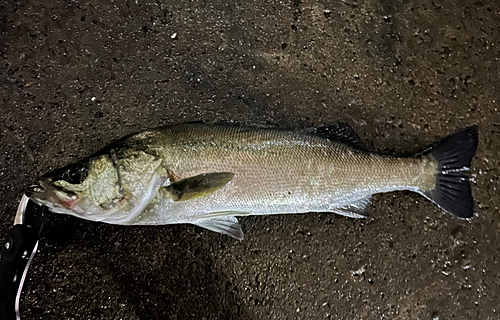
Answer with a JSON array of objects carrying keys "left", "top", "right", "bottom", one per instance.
[{"left": 1, "top": 0, "right": 499, "bottom": 319}]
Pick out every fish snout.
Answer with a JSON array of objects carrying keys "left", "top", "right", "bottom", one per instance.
[
  {"left": 25, "top": 184, "right": 44, "bottom": 198},
  {"left": 24, "top": 179, "right": 52, "bottom": 199}
]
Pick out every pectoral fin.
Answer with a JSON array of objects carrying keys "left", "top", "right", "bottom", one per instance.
[
  {"left": 192, "top": 216, "right": 244, "bottom": 240},
  {"left": 165, "top": 172, "right": 234, "bottom": 201}
]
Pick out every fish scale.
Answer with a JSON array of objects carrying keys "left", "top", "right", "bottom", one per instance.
[{"left": 129, "top": 124, "right": 434, "bottom": 222}]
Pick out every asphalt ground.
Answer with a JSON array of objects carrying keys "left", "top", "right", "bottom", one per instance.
[{"left": 1, "top": 0, "right": 499, "bottom": 319}]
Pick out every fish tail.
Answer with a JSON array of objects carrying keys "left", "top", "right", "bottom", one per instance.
[{"left": 419, "top": 127, "right": 478, "bottom": 218}]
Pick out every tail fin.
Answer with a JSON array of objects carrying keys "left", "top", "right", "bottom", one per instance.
[{"left": 420, "top": 127, "right": 478, "bottom": 218}]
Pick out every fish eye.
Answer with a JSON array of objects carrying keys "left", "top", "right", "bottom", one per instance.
[{"left": 63, "top": 164, "right": 88, "bottom": 184}]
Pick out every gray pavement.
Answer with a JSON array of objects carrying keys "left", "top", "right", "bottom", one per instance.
[{"left": 1, "top": 0, "right": 499, "bottom": 319}]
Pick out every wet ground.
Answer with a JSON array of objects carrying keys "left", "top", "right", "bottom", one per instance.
[{"left": 1, "top": 0, "right": 499, "bottom": 319}]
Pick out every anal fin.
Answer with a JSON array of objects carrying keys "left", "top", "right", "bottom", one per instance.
[
  {"left": 191, "top": 216, "right": 244, "bottom": 240},
  {"left": 195, "top": 211, "right": 252, "bottom": 219},
  {"left": 332, "top": 196, "right": 371, "bottom": 219}
]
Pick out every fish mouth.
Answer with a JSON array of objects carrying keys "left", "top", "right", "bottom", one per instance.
[
  {"left": 25, "top": 183, "right": 45, "bottom": 198},
  {"left": 25, "top": 180, "right": 60, "bottom": 204},
  {"left": 25, "top": 179, "right": 81, "bottom": 212},
  {"left": 25, "top": 178, "right": 55, "bottom": 196}
]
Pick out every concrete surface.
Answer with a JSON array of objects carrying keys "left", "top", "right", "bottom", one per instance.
[{"left": 1, "top": 0, "right": 499, "bottom": 319}]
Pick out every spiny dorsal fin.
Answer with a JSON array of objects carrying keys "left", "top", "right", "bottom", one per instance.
[
  {"left": 165, "top": 172, "right": 234, "bottom": 201},
  {"left": 309, "top": 122, "right": 365, "bottom": 149}
]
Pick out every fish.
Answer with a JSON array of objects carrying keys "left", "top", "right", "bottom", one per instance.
[{"left": 26, "top": 122, "right": 478, "bottom": 239}]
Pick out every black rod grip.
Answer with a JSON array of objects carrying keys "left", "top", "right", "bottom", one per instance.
[{"left": 0, "top": 225, "right": 39, "bottom": 320}]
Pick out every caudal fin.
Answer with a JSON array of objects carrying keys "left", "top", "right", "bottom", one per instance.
[{"left": 421, "top": 127, "right": 478, "bottom": 218}]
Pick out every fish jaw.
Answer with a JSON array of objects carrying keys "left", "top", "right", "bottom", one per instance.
[{"left": 26, "top": 179, "right": 87, "bottom": 216}]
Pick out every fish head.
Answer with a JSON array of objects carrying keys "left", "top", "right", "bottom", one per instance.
[{"left": 26, "top": 155, "right": 126, "bottom": 221}]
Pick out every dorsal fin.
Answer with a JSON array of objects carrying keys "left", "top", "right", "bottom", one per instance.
[{"left": 308, "top": 122, "right": 365, "bottom": 149}]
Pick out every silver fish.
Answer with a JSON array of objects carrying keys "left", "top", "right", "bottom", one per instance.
[{"left": 26, "top": 123, "right": 478, "bottom": 239}]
